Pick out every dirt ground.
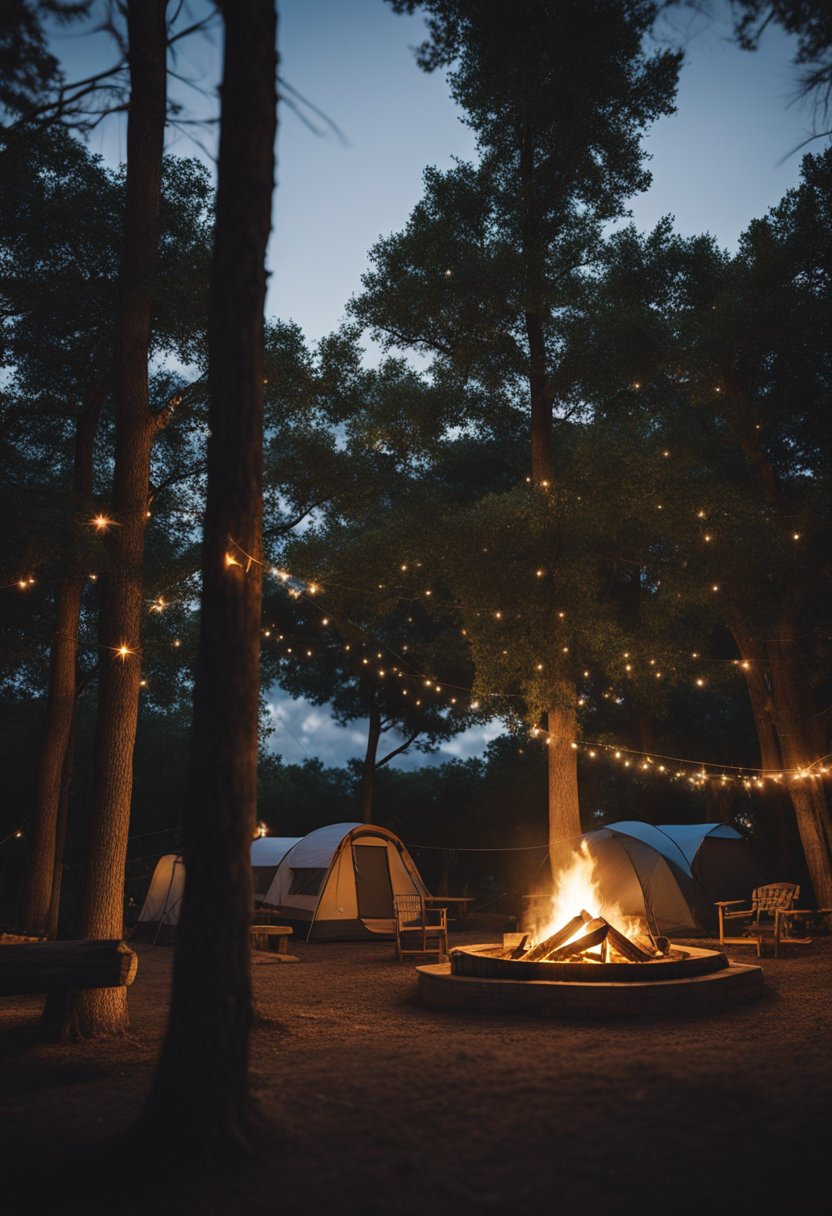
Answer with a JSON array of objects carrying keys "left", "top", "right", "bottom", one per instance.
[{"left": 1, "top": 924, "right": 830, "bottom": 1216}]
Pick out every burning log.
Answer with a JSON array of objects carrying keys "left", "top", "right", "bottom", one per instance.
[
  {"left": 544, "top": 917, "right": 609, "bottom": 960},
  {"left": 522, "top": 915, "right": 587, "bottom": 962},
  {"left": 605, "top": 923, "right": 657, "bottom": 963}
]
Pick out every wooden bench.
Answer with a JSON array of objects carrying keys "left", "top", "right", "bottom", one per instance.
[
  {"left": 0, "top": 939, "right": 138, "bottom": 996},
  {"left": 250, "top": 924, "right": 293, "bottom": 954}
]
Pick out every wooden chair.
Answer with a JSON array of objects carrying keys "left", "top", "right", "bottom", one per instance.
[
  {"left": 394, "top": 893, "right": 448, "bottom": 962},
  {"left": 716, "top": 883, "right": 800, "bottom": 957}
]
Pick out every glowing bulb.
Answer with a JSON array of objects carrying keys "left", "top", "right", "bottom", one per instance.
[
  {"left": 116, "top": 644, "right": 133, "bottom": 660},
  {"left": 225, "top": 552, "right": 241, "bottom": 568},
  {"left": 92, "top": 514, "right": 113, "bottom": 531}
]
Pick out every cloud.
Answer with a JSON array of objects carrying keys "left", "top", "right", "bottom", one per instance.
[{"left": 265, "top": 688, "right": 504, "bottom": 770}]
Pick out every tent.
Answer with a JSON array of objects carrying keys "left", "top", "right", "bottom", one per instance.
[
  {"left": 260, "top": 822, "right": 429, "bottom": 940},
  {"left": 580, "top": 821, "right": 767, "bottom": 936},
  {"left": 647, "top": 822, "right": 768, "bottom": 907},
  {"left": 135, "top": 836, "right": 302, "bottom": 942}
]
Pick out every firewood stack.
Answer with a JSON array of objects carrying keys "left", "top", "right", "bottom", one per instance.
[{"left": 503, "top": 910, "right": 670, "bottom": 963}]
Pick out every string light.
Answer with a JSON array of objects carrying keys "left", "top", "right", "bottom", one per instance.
[{"left": 221, "top": 541, "right": 827, "bottom": 783}]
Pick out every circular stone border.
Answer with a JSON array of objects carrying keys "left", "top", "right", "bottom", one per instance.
[
  {"left": 450, "top": 942, "right": 728, "bottom": 984},
  {"left": 417, "top": 945, "right": 764, "bottom": 1019}
]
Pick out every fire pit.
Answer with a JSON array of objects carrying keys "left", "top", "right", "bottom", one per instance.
[{"left": 417, "top": 848, "right": 764, "bottom": 1018}]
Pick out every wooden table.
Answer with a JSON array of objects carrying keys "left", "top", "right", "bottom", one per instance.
[{"left": 426, "top": 896, "right": 476, "bottom": 923}]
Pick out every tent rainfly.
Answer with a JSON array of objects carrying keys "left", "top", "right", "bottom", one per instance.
[
  {"left": 135, "top": 836, "right": 302, "bottom": 942},
  {"left": 260, "top": 822, "right": 429, "bottom": 940},
  {"left": 581, "top": 821, "right": 768, "bottom": 936}
]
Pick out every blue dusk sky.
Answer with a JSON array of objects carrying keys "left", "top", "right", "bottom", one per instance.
[{"left": 49, "top": 0, "right": 824, "bottom": 768}]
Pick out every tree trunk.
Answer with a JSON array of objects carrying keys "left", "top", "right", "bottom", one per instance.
[
  {"left": 546, "top": 678, "right": 581, "bottom": 880},
  {"left": 21, "top": 384, "right": 106, "bottom": 937},
  {"left": 45, "top": 699, "right": 77, "bottom": 940},
  {"left": 22, "top": 576, "right": 84, "bottom": 935},
  {"left": 137, "top": 0, "right": 277, "bottom": 1158},
  {"left": 726, "top": 613, "right": 799, "bottom": 871},
  {"left": 517, "top": 138, "right": 582, "bottom": 872},
  {"left": 56, "top": 0, "right": 167, "bottom": 1040},
  {"left": 359, "top": 700, "right": 382, "bottom": 824},
  {"left": 766, "top": 634, "right": 832, "bottom": 905}
]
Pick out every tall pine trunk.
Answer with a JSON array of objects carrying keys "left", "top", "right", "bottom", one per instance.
[
  {"left": 55, "top": 0, "right": 168, "bottom": 1040},
  {"left": 767, "top": 633, "right": 832, "bottom": 904},
  {"left": 22, "top": 385, "right": 105, "bottom": 937},
  {"left": 518, "top": 129, "right": 582, "bottom": 878},
  {"left": 727, "top": 604, "right": 832, "bottom": 903},
  {"left": 23, "top": 576, "right": 84, "bottom": 934},
  {"left": 137, "top": 0, "right": 277, "bottom": 1156}
]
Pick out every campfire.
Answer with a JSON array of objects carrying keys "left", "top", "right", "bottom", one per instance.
[
  {"left": 502, "top": 909, "right": 670, "bottom": 965},
  {"left": 509, "top": 842, "right": 671, "bottom": 966},
  {"left": 421, "top": 842, "right": 763, "bottom": 1016}
]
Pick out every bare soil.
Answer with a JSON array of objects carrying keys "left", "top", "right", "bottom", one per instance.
[{"left": 1, "top": 925, "right": 830, "bottom": 1216}]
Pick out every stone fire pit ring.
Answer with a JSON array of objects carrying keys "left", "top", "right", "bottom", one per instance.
[
  {"left": 417, "top": 943, "right": 764, "bottom": 1018},
  {"left": 449, "top": 941, "right": 727, "bottom": 983}
]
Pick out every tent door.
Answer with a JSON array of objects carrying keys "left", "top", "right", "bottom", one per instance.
[{"left": 353, "top": 844, "right": 394, "bottom": 919}]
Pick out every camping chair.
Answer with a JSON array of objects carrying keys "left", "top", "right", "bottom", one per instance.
[
  {"left": 394, "top": 893, "right": 448, "bottom": 962},
  {"left": 716, "top": 883, "right": 800, "bottom": 957}
]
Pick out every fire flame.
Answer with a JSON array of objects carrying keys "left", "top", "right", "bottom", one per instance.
[{"left": 527, "top": 842, "right": 644, "bottom": 947}]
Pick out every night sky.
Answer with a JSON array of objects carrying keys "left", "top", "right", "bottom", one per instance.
[{"left": 49, "top": 0, "right": 822, "bottom": 767}]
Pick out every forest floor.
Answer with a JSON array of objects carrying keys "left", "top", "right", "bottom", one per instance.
[{"left": 1, "top": 922, "right": 830, "bottom": 1216}]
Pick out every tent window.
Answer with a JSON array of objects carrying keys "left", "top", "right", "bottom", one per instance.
[{"left": 288, "top": 867, "right": 327, "bottom": 896}]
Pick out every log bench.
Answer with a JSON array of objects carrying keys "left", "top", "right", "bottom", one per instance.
[
  {"left": 0, "top": 939, "right": 138, "bottom": 996},
  {"left": 250, "top": 924, "right": 293, "bottom": 954}
]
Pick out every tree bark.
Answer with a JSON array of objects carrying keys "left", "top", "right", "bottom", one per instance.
[
  {"left": 766, "top": 633, "right": 832, "bottom": 905},
  {"left": 137, "top": 0, "right": 277, "bottom": 1158},
  {"left": 546, "top": 678, "right": 581, "bottom": 880},
  {"left": 45, "top": 698, "right": 78, "bottom": 940},
  {"left": 57, "top": 0, "right": 168, "bottom": 1040},
  {"left": 21, "top": 384, "right": 105, "bottom": 937},
  {"left": 22, "top": 576, "right": 84, "bottom": 935}
]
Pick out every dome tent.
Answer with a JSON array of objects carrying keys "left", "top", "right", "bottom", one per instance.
[
  {"left": 135, "top": 836, "right": 302, "bottom": 942},
  {"left": 261, "top": 822, "right": 429, "bottom": 941},
  {"left": 581, "top": 821, "right": 767, "bottom": 936},
  {"left": 621, "top": 821, "right": 768, "bottom": 909},
  {"left": 582, "top": 826, "right": 705, "bottom": 936}
]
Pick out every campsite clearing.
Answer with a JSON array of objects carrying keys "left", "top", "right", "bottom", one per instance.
[{"left": 1, "top": 925, "right": 830, "bottom": 1215}]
